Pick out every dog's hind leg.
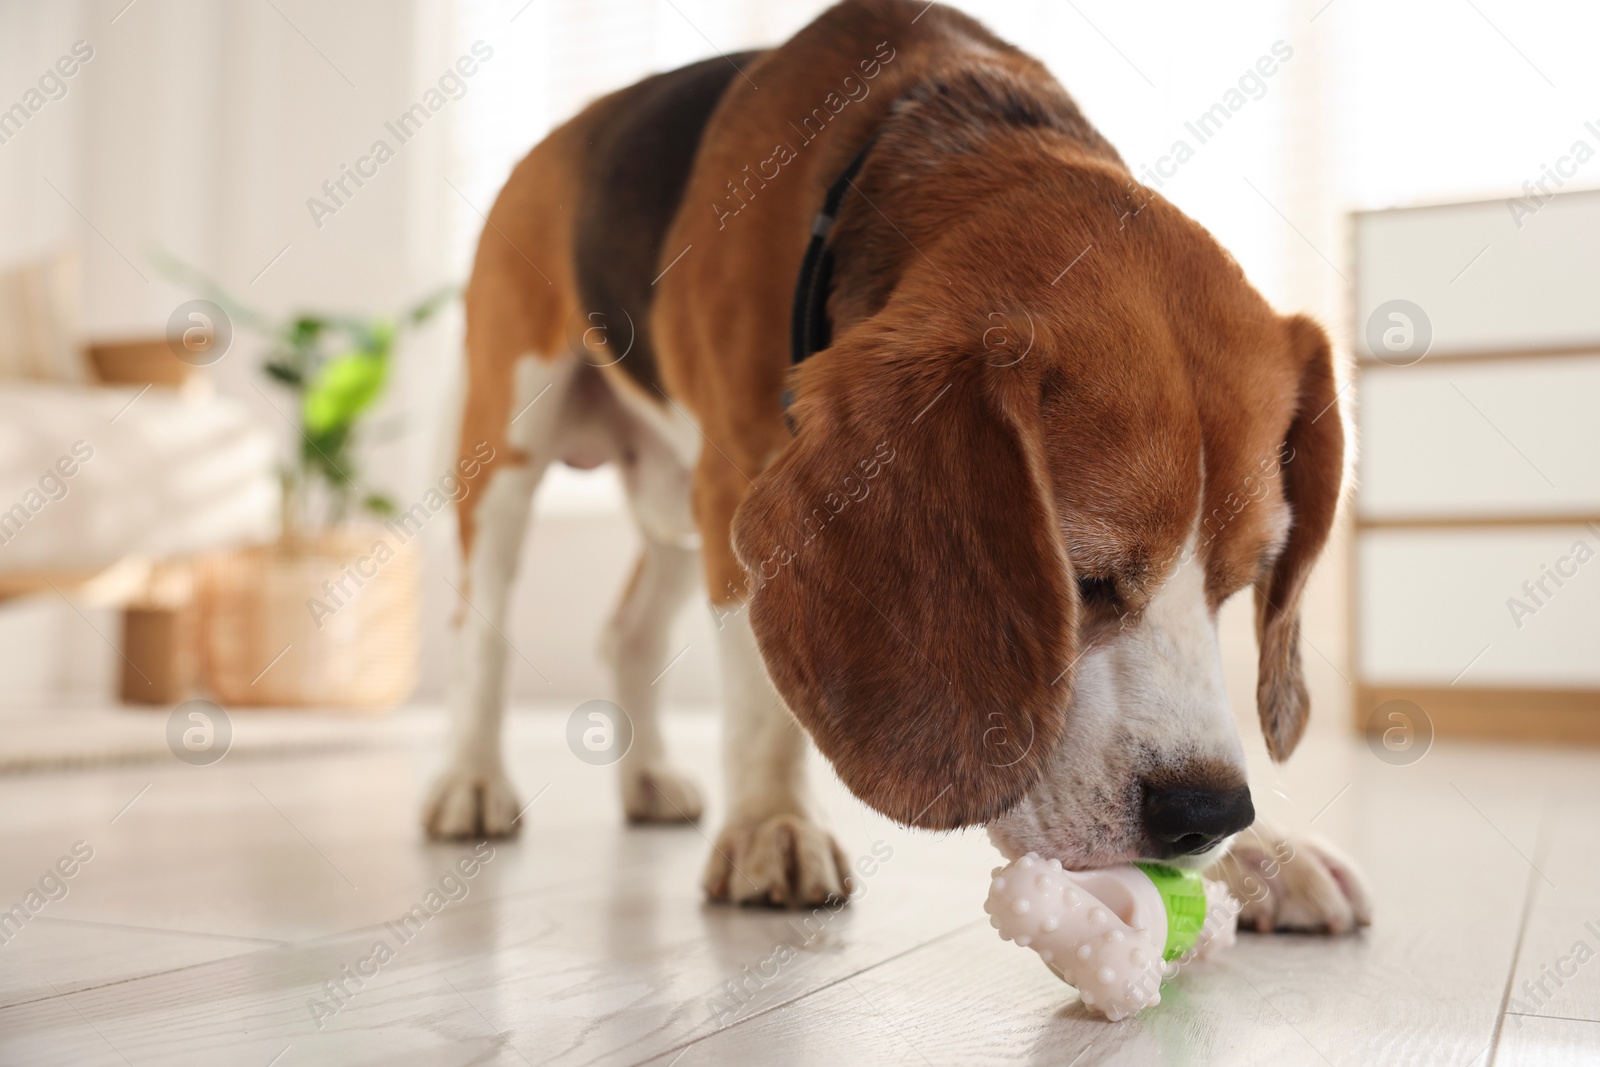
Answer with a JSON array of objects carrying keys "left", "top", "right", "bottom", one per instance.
[
  {"left": 600, "top": 535, "right": 704, "bottom": 823},
  {"left": 425, "top": 351, "right": 577, "bottom": 839},
  {"left": 423, "top": 115, "right": 587, "bottom": 839}
]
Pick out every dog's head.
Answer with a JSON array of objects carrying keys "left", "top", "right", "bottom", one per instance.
[{"left": 731, "top": 164, "right": 1344, "bottom": 869}]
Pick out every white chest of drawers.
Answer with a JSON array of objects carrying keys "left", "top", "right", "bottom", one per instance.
[{"left": 1352, "top": 188, "right": 1600, "bottom": 741}]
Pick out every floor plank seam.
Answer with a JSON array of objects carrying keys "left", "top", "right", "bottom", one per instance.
[
  {"left": 32, "top": 915, "right": 293, "bottom": 947},
  {"left": 0, "top": 861, "right": 660, "bottom": 1016},
  {"left": 1484, "top": 797, "right": 1552, "bottom": 1067},
  {"left": 618, "top": 919, "right": 984, "bottom": 1067},
  {"left": 0, "top": 945, "right": 284, "bottom": 1013}
]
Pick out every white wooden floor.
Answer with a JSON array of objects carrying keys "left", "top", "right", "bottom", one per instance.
[{"left": 2, "top": 707, "right": 1598, "bottom": 1066}]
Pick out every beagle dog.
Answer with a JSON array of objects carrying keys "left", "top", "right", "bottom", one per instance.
[{"left": 425, "top": 0, "right": 1371, "bottom": 933}]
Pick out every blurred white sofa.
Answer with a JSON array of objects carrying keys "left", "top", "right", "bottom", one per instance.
[
  {"left": 0, "top": 379, "right": 277, "bottom": 594},
  {"left": 0, "top": 249, "right": 279, "bottom": 704}
]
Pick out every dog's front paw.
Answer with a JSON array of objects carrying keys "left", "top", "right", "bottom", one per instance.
[
  {"left": 423, "top": 762, "right": 521, "bottom": 839},
  {"left": 702, "top": 815, "right": 851, "bottom": 907},
  {"left": 621, "top": 764, "right": 703, "bottom": 824},
  {"left": 1211, "top": 824, "right": 1372, "bottom": 934}
]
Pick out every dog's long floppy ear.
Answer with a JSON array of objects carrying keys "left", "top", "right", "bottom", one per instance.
[
  {"left": 1256, "top": 315, "right": 1346, "bottom": 760},
  {"left": 732, "top": 332, "right": 1077, "bottom": 831}
]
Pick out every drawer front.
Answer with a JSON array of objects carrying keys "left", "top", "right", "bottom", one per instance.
[
  {"left": 1358, "top": 526, "right": 1600, "bottom": 687},
  {"left": 1354, "top": 190, "right": 1600, "bottom": 358},
  {"left": 1358, "top": 355, "right": 1600, "bottom": 519}
]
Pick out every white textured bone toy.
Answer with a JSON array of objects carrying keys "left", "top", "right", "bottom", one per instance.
[{"left": 984, "top": 853, "right": 1241, "bottom": 1020}]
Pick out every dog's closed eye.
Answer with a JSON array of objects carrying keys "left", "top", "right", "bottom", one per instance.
[
  {"left": 1076, "top": 576, "right": 1121, "bottom": 608},
  {"left": 1076, "top": 574, "right": 1149, "bottom": 632}
]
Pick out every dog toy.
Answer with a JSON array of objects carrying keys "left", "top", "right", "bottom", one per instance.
[{"left": 984, "top": 853, "right": 1240, "bottom": 1020}]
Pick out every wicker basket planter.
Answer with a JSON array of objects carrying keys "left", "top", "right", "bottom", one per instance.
[{"left": 199, "top": 526, "right": 418, "bottom": 710}]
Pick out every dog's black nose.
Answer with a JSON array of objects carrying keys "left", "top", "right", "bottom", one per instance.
[{"left": 1141, "top": 781, "right": 1255, "bottom": 858}]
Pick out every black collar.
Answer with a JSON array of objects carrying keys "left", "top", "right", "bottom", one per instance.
[{"left": 785, "top": 137, "right": 877, "bottom": 418}]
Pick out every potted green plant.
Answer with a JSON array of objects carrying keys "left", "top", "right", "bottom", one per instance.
[
  {"left": 162, "top": 258, "right": 454, "bottom": 709},
  {"left": 260, "top": 297, "right": 451, "bottom": 537}
]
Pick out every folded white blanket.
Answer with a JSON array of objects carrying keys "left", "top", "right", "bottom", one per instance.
[{"left": 0, "top": 382, "right": 278, "bottom": 574}]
